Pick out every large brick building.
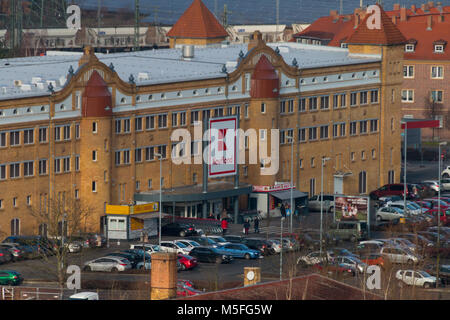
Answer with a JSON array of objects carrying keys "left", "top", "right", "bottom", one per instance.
[
  {"left": 0, "top": 1, "right": 404, "bottom": 237},
  {"left": 292, "top": 2, "right": 450, "bottom": 141}
]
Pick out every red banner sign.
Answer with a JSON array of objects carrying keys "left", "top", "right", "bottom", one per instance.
[{"left": 401, "top": 120, "right": 440, "bottom": 130}]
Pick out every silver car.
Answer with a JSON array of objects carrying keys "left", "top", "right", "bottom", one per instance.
[
  {"left": 376, "top": 206, "right": 404, "bottom": 222},
  {"left": 388, "top": 238, "right": 418, "bottom": 254},
  {"left": 386, "top": 201, "right": 421, "bottom": 215},
  {"left": 83, "top": 256, "right": 132, "bottom": 272},
  {"left": 380, "top": 246, "right": 419, "bottom": 265},
  {"left": 336, "top": 256, "right": 368, "bottom": 274}
]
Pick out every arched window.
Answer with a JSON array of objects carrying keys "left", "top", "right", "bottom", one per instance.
[{"left": 10, "top": 218, "right": 20, "bottom": 236}]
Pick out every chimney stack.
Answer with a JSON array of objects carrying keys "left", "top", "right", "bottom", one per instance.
[
  {"left": 411, "top": 4, "right": 416, "bottom": 13},
  {"left": 393, "top": 3, "right": 401, "bottom": 10},
  {"left": 421, "top": 4, "right": 428, "bottom": 11},
  {"left": 150, "top": 253, "right": 178, "bottom": 300},
  {"left": 392, "top": 15, "right": 397, "bottom": 24},
  {"left": 427, "top": 1, "right": 435, "bottom": 8},
  {"left": 400, "top": 7, "right": 407, "bottom": 21},
  {"left": 330, "top": 10, "right": 338, "bottom": 18},
  {"left": 427, "top": 15, "right": 433, "bottom": 30}
]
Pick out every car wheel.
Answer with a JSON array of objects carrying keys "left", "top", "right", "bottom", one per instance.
[
  {"left": 83, "top": 265, "right": 91, "bottom": 272},
  {"left": 139, "top": 265, "right": 145, "bottom": 270},
  {"left": 179, "top": 231, "right": 186, "bottom": 237},
  {"left": 407, "top": 259, "right": 414, "bottom": 265},
  {"left": 443, "top": 173, "right": 450, "bottom": 179},
  {"left": 423, "top": 282, "right": 431, "bottom": 289},
  {"left": 244, "top": 253, "right": 251, "bottom": 260},
  {"left": 215, "top": 257, "right": 223, "bottom": 264},
  {"left": 376, "top": 215, "right": 382, "bottom": 222},
  {"left": 8, "top": 280, "right": 15, "bottom": 286},
  {"left": 111, "top": 267, "right": 119, "bottom": 273},
  {"left": 181, "top": 264, "right": 186, "bottom": 271}
]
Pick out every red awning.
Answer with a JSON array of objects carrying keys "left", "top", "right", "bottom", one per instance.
[{"left": 401, "top": 120, "right": 440, "bottom": 130}]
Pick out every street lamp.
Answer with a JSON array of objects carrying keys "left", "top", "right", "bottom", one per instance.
[
  {"left": 437, "top": 141, "right": 447, "bottom": 287},
  {"left": 402, "top": 120, "right": 408, "bottom": 219},
  {"left": 287, "top": 134, "right": 294, "bottom": 234},
  {"left": 280, "top": 216, "right": 285, "bottom": 281},
  {"left": 155, "top": 152, "right": 163, "bottom": 246},
  {"left": 320, "top": 157, "right": 331, "bottom": 256}
]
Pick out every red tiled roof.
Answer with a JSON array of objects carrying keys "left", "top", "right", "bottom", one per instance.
[
  {"left": 347, "top": 4, "right": 407, "bottom": 45},
  {"left": 292, "top": 4, "right": 450, "bottom": 60},
  {"left": 167, "top": 0, "right": 229, "bottom": 39}
]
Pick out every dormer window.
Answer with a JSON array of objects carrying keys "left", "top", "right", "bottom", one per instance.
[
  {"left": 341, "top": 43, "right": 348, "bottom": 48},
  {"left": 405, "top": 44, "right": 415, "bottom": 52},
  {"left": 434, "top": 45, "right": 444, "bottom": 53}
]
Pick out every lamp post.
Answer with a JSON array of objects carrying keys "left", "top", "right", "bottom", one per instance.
[
  {"left": 287, "top": 134, "right": 294, "bottom": 234},
  {"left": 402, "top": 121, "right": 408, "bottom": 217},
  {"left": 280, "top": 216, "right": 285, "bottom": 281},
  {"left": 437, "top": 141, "right": 447, "bottom": 287},
  {"left": 155, "top": 152, "right": 163, "bottom": 246},
  {"left": 320, "top": 157, "right": 331, "bottom": 256}
]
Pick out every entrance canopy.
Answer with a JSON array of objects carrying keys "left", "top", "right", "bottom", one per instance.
[{"left": 270, "top": 190, "right": 308, "bottom": 201}]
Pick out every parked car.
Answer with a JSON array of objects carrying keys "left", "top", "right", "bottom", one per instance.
[
  {"left": 440, "top": 178, "right": 450, "bottom": 191},
  {"left": 424, "top": 264, "right": 450, "bottom": 285},
  {"left": 380, "top": 246, "right": 419, "bottom": 265},
  {"left": 205, "top": 236, "right": 230, "bottom": 246},
  {"left": 329, "top": 248, "right": 359, "bottom": 259},
  {"left": 396, "top": 270, "right": 437, "bottom": 288},
  {"left": 356, "top": 241, "right": 384, "bottom": 254},
  {"left": 370, "top": 184, "right": 418, "bottom": 200},
  {"left": 83, "top": 256, "right": 132, "bottom": 272},
  {"left": 216, "top": 243, "right": 261, "bottom": 259},
  {"left": 177, "top": 254, "right": 198, "bottom": 270},
  {"left": 136, "top": 260, "right": 152, "bottom": 270},
  {"left": 106, "top": 252, "right": 140, "bottom": 269},
  {"left": 186, "top": 236, "right": 218, "bottom": 247},
  {"left": 129, "top": 244, "right": 162, "bottom": 255},
  {"left": 385, "top": 201, "right": 421, "bottom": 215},
  {"left": 415, "top": 200, "right": 433, "bottom": 210},
  {"left": 267, "top": 239, "right": 283, "bottom": 254},
  {"left": 177, "top": 281, "right": 203, "bottom": 297},
  {"left": 335, "top": 256, "right": 368, "bottom": 274},
  {"left": 422, "top": 180, "right": 440, "bottom": 194},
  {"left": 0, "top": 243, "right": 26, "bottom": 261},
  {"left": 423, "top": 198, "right": 450, "bottom": 210},
  {"left": 175, "top": 239, "right": 201, "bottom": 251},
  {"left": 308, "top": 195, "right": 335, "bottom": 212},
  {"left": 2, "top": 236, "right": 44, "bottom": 257},
  {"left": 302, "top": 231, "right": 338, "bottom": 247},
  {"left": 425, "top": 208, "right": 450, "bottom": 226},
  {"left": 223, "top": 235, "right": 245, "bottom": 244},
  {"left": 160, "top": 241, "right": 192, "bottom": 255},
  {"left": 0, "top": 248, "right": 13, "bottom": 264},
  {"left": 123, "top": 249, "right": 152, "bottom": 263},
  {"left": 327, "top": 221, "right": 368, "bottom": 242},
  {"left": 359, "top": 253, "right": 385, "bottom": 268},
  {"left": 0, "top": 270, "right": 23, "bottom": 286},
  {"left": 312, "top": 261, "right": 357, "bottom": 277},
  {"left": 241, "top": 238, "right": 274, "bottom": 256},
  {"left": 188, "top": 246, "right": 233, "bottom": 264},
  {"left": 161, "top": 223, "right": 197, "bottom": 237},
  {"left": 69, "top": 292, "right": 100, "bottom": 300},
  {"left": 72, "top": 233, "right": 106, "bottom": 248},
  {"left": 297, "top": 251, "right": 335, "bottom": 266},
  {"left": 397, "top": 233, "right": 435, "bottom": 250},
  {"left": 427, "top": 226, "right": 450, "bottom": 238},
  {"left": 441, "top": 165, "right": 450, "bottom": 178},
  {"left": 376, "top": 206, "right": 404, "bottom": 222}
]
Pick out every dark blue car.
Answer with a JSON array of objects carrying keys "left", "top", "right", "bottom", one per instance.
[{"left": 216, "top": 243, "right": 261, "bottom": 259}]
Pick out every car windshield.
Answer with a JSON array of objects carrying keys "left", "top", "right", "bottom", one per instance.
[
  {"left": 441, "top": 265, "right": 450, "bottom": 273},
  {"left": 408, "top": 202, "right": 420, "bottom": 209},
  {"left": 187, "top": 241, "right": 200, "bottom": 247},
  {"left": 418, "top": 271, "right": 432, "bottom": 278},
  {"left": 175, "top": 242, "right": 187, "bottom": 248}
]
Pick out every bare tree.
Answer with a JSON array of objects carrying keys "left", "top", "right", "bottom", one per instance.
[
  {"left": 28, "top": 194, "right": 93, "bottom": 288},
  {"left": 423, "top": 94, "right": 449, "bottom": 141}
]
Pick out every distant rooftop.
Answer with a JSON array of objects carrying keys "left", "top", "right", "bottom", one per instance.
[{"left": 0, "top": 42, "right": 380, "bottom": 101}]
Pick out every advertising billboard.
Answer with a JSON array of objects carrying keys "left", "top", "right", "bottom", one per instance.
[
  {"left": 334, "top": 195, "right": 369, "bottom": 222},
  {"left": 208, "top": 116, "right": 238, "bottom": 178}
]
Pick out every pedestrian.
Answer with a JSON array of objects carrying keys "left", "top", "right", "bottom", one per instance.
[
  {"left": 254, "top": 217, "right": 260, "bottom": 233},
  {"left": 243, "top": 219, "right": 250, "bottom": 235},
  {"left": 280, "top": 203, "right": 286, "bottom": 218},
  {"left": 221, "top": 218, "right": 228, "bottom": 236}
]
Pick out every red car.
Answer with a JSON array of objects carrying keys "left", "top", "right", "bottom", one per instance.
[
  {"left": 176, "top": 280, "right": 203, "bottom": 297},
  {"left": 425, "top": 208, "right": 450, "bottom": 226},
  {"left": 359, "top": 253, "right": 385, "bottom": 268},
  {"left": 312, "top": 261, "right": 356, "bottom": 277},
  {"left": 177, "top": 254, "right": 198, "bottom": 271},
  {"left": 370, "top": 184, "right": 418, "bottom": 201}
]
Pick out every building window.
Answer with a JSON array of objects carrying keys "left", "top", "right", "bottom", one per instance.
[
  {"left": 372, "top": 149, "right": 376, "bottom": 159},
  {"left": 350, "top": 92, "right": 358, "bottom": 106},
  {"left": 24, "top": 161, "right": 34, "bottom": 177},
  {"left": 62, "top": 125, "right": 70, "bottom": 141},
  {"left": 260, "top": 129, "right": 267, "bottom": 141},
  {"left": 401, "top": 89, "right": 414, "bottom": 103},
  {"left": 340, "top": 123, "right": 346, "bottom": 137},
  {"left": 358, "top": 171, "right": 367, "bottom": 194},
  {"left": 299, "top": 98, "right": 306, "bottom": 112},
  {"left": 24, "top": 129, "right": 34, "bottom": 145},
  {"left": 0, "top": 199, "right": 3, "bottom": 209},
  {"left": 370, "top": 119, "right": 379, "bottom": 133},
  {"left": 26, "top": 195, "right": 31, "bottom": 206},
  {"left": 311, "top": 157, "right": 315, "bottom": 168},
  {"left": 135, "top": 148, "right": 142, "bottom": 163},
  {"left": 309, "top": 127, "right": 317, "bottom": 141},
  {"left": 431, "top": 66, "right": 444, "bottom": 79},
  {"left": 351, "top": 152, "right": 355, "bottom": 162},
  {"left": 10, "top": 163, "right": 20, "bottom": 178},
  {"left": 431, "top": 90, "right": 443, "bottom": 103},
  {"left": 261, "top": 103, "right": 266, "bottom": 114},
  {"left": 11, "top": 218, "right": 20, "bottom": 235},
  {"left": 180, "top": 112, "right": 186, "bottom": 126},
  {"left": 158, "top": 114, "right": 168, "bottom": 128},
  {"left": 370, "top": 90, "right": 379, "bottom": 104},
  {"left": 92, "top": 150, "right": 97, "bottom": 162},
  {"left": 115, "top": 119, "right": 122, "bottom": 134},
  {"left": 39, "top": 127, "right": 47, "bottom": 143},
  {"left": 350, "top": 121, "right": 357, "bottom": 136},
  {"left": 115, "top": 151, "right": 121, "bottom": 165},
  {"left": 190, "top": 111, "right": 200, "bottom": 125},
  {"left": 135, "top": 117, "right": 143, "bottom": 131},
  {"left": 320, "top": 125, "right": 329, "bottom": 139},
  {"left": 359, "top": 120, "right": 368, "bottom": 134},
  {"left": 298, "top": 128, "right": 306, "bottom": 142},
  {"left": 54, "top": 159, "right": 61, "bottom": 174},
  {"left": 434, "top": 45, "right": 444, "bottom": 53},
  {"left": 136, "top": 181, "right": 140, "bottom": 191},
  {"left": 92, "top": 122, "right": 97, "bottom": 133},
  {"left": 287, "top": 100, "right": 294, "bottom": 113},
  {"left": 54, "top": 127, "right": 61, "bottom": 142},
  {"left": 148, "top": 179, "right": 152, "bottom": 189},
  {"left": 320, "top": 96, "right": 329, "bottom": 110},
  {"left": 361, "top": 151, "right": 366, "bottom": 160},
  {"left": 75, "top": 123, "right": 80, "bottom": 139},
  {"left": 146, "top": 115, "right": 155, "bottom": 130},
  {"left": 63, "top": 157, "right": 70, "bottom": 173},
  {"left": 333, "top": 124, "right": 339, "bottom": 138},
  {"left": 145, "top": 147, "right": 155, "bottom": 161},
  {"left": 340, "top": 93, "right": 346, "bottom": 108},
  {"left": 0, "top": 132, "right": 6, "bottom": 147},
  {"left": 75, "top": 156, "right": 80, "bottom": 172},
  {"left": 388, "top": 170, "right": 395, "bottom": 184},
  {"left": 124, "top": 119, "right": 131, "bottom": 133},
  {"left": 92, "top": 181, "right": 97, "bottom": 193},
  {"left": 158, "top": 145, "right": 167, "bottom": 159},
  {"left": 0, "top": 164, "right": 6, "bottom": 180},
  {"left": 75, "top": 189, "right": 79, "bottom": 199},
  {"left": 333, "top": 94, "right": 339, "bottom": 109},
  {"left": 359, "top": 91, "right": 368, "bottom": 105},
  {"left": 39, "top": 159, "right": 47, "bottom": 175},
  {"left": 405, "top": 44, "right": 415, "bottom": 52},
  {"left": 310, "top": 178, "right": 316, "bottom": 196},
  {"left": 403, "top": 65, "right": 414, "bottom": 78},
  {"left": 172, "top": 113, "right": 178, "bottom": 127},
  {"left": 244, "top": 104, "right": 249, "bottom": 118},
  {"left": 309, "top": 97, "right": 318, "bottom": 111},
  {"left": 279, "top": 130, "right": 286, "bottom": 145},
  {"left": 123, "top": 150, "right": 130, "bottom": 164},
  {"left": 10, "top": 131, "right": 20, "bottom": 146}
]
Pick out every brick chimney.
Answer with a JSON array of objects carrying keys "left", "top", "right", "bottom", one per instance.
[
  {"left": 427, "top": 1, "right": 434, "bottom": 8},
  {"left": 393, "top": 3, "right": 401, "bottom": 10},
  {"left": 421, "top": 4, "right": 428, "bottom": 11},
  {"left": 392, "top": 15, "right": 397, "bottom": 24},
  {"left": 354, "top": 14, "right": 361, "bottom": 29},
  {"left": 427, "top": 15, "right": 433, "bottom": 30},
  {"left": 150, "top": 252, "right": 177, "bottom": 300},
  {"left": 411, "top": 4, "right": 416, "bottom": 13},
  {"left": 400, "top": 7, "right": 407, "bottom": 21},
  {"left": 330, "top": 10, "right": 339, "bottom": 18}
]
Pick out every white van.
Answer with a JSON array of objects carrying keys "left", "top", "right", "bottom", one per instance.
[{"left": 69, "top": 292, "right": 99, "bottom": 300}]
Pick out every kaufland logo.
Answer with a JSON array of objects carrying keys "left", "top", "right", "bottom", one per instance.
[{"left": 170, "top": 117, "right": 280, "bottom": 177}]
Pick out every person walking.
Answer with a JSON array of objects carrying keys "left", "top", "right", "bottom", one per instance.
[
  {"left": 243, "top": 219, "right": 250, "bottom": 235},
  {"left": 254, "top": 217, "right": 260, "bottom": 234},
  {"left": 221, "top": 218, "right": 228, "bottom": 236},
  {"left": 280, "top": 203, "right": 286, "bottom": 218}
]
